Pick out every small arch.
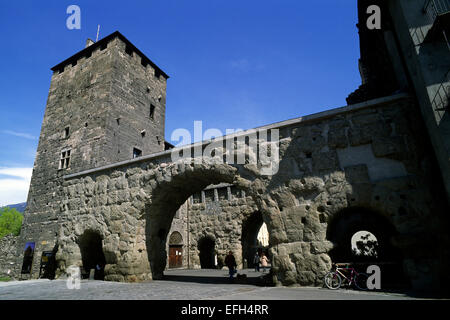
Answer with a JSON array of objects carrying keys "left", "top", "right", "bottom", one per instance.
[
  {"left": 169, "top": 231, "right": 183, "bottom": 246},
  {"left": 168, "top": 231, "right": 184, "bottom": 269},
  {"left": 78, "top": 230, "right": 106, "bottom": 280},
  {"left": 241, "top": 211, "right": 269, "bottom": 269}
]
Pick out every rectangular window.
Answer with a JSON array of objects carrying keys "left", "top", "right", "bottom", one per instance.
[
  {"left": 64, "top": 127, "right": 70, "bottom": 139},
  {"left": 59, "top": 149, "right": 71, "bottom": 169},
  {"left": 133, "top": 148, "right": 142, "bottom": 159},
  {"left": 150, "top": 104, "right": 155, "bottom": 120}
]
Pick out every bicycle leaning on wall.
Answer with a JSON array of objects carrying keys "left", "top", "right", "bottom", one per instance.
[{"left": 324, "top": 263, "right": 369, "bottom": 290}]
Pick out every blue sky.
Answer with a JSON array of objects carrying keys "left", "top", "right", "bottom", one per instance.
[{"left": 0, "top": 0, "right": 360, "bottom": 206}]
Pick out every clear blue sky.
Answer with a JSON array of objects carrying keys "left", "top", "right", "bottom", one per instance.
[{"left": 0, "top": 0, "right": 360, "bottom": 205}]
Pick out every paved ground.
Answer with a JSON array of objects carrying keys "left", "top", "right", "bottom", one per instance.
[{"left": 0, "top": 269, "right": 432, "bottom": 300}]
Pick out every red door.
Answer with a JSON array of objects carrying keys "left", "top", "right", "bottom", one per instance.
[{"left": 169, "top": 246, "right": 183, "bottom": 268}]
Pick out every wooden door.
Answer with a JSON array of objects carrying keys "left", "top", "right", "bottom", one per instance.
[{"left": 169, "top": 246, "right": 183, "bottom": 268}]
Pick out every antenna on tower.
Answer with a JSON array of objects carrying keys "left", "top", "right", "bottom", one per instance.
[{"left": 96, "top": 25, "right": 100, "bottom": 42}]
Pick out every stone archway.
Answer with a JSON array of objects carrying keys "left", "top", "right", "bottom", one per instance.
[
  {"left": 78, "top": 230, "right": 106, "bottom": 280},
  {"left": 143, "top": 160, "right": 260, "bottom": 279},
  {"left": 326, "top": 206, "right": 408, "bottom": 288},
  {"left": 241, "top": 211, "right": 264, "bottom": 269}
]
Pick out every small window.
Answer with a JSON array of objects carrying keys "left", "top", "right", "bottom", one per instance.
[
  {"left": 125, "top": 46, "right": 133, "bottom": 56},
  {"left": 141, "top": 130, "right": 146, "bottom": 138},
  {"left": 154, "top": 69, "right": 161, "bottom": 79},
  {"left": 59, "top": 149, "right": 71, "bottom": 169},
  {"left": 64, "top": 127, "right": 70, "bottom": 139},
  {"left": 133, "top": 148, "right": 142, "bottom": 159},
  {"left": 150, "top": 104, "right": 156, "bottom": 120}
]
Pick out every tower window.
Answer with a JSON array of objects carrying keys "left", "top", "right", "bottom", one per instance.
[
  {"left": 154, "top": 69, "right": 161, "bottom": 79},
  {"left": 64, "top": 127, "right": 70, "bottom": 139},
  {"left": 133, "top": 148, "right": 142, "bottom": 159},
  {"left": 125, "top": 46, "right": 133, "bottom": 56},
  {"left": 150, "top": 104, "right": 156, "bottom": 120},
  {"left": 59, "top": 149, "right": 71, "bottom": 169}
]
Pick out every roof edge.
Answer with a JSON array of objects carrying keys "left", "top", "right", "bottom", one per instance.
[{"left": 50, "top": 31, "right": 169, "bottom": 79}]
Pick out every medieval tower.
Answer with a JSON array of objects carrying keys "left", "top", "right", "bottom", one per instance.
[{"left": 17, "top": 32, "right": 169, "bottom": 276}]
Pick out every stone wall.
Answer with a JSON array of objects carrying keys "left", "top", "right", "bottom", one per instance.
[
  {"left": 28, "top": 94, "right": 447, "bottom": 292},
  {"left": 0, "top": 235, "right": 19, "bottom": 279}
]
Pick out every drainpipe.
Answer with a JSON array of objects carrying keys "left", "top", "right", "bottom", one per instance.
[{"left": 187, "top": 198, "right": 190, "bottom": 269}]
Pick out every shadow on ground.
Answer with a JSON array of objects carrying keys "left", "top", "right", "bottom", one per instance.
[{"left": 158, "top": 269, "right": 274, "bottom": 287}]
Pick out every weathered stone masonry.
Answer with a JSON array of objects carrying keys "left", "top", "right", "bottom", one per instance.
[
  {"left": 2, "top": 26, "right": 449, "bottom": 294},
  {"left": 46, "top": 94, "right": 450, "bottom": 290}
]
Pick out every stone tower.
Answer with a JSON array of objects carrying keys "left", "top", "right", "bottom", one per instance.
[{"left": 17, "top": 31, "right": 169, "bottom": 277}]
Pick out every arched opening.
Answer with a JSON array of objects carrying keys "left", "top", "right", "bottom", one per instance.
[
  {"left": 78, "top": 230, "right": 106, "bottom": 280},
  {"left": 327, "top": 207, "right": 408, "bottom": 289},
  {"left": 168, "top": 231, "right": 183, "bottom": 269},
  {"left": 351, "top": 230, "right": 379, "bottom": 260},
  {"left": 241, "top": 211, "right": 268, "bottom": 269},
  {"left": 144, "top": 163, "right": 244, "bottom": 280},
  {"left": 198, "top": 236, "right": 216, "bottom": 269}
]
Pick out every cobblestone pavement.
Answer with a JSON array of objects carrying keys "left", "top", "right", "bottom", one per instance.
[{"left": 0, "top": 269, "right": 422, "bottom": 300}]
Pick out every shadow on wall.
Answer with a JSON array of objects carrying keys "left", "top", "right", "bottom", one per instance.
[{"left": 326, "top": 206, "right": 409, "bottom": 289}]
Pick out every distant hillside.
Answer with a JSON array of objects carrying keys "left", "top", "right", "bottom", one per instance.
[{"left": 1, "top": 202, "right": 26, "bottom": 213}]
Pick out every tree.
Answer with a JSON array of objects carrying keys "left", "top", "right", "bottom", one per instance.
[{"left": 0, "top": 207, "right": 23, "bottom": 238}]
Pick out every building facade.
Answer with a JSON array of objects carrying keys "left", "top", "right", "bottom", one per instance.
[{"left": 1, "top": 1, "right": 449, "bottom": 294}]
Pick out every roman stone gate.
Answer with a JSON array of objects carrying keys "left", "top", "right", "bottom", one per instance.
[
  {"left": 53, "top": 95, "right": 449, "bottom": 290},
  {"left": 5, "top": 22, "right": 449, "bottom": 295}
]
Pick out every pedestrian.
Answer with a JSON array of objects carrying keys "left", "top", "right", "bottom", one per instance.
[
  {"left": 260, "top": 252, "right": 269, "bottom": 273},
  {"left": 253, "top": 251, "right": 260, "bottom": 272},
  {"left": 224, "top": 251, "right": 237, "bottom": 281}
]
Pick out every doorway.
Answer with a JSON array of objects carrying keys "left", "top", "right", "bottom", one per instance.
[
  {"left": 198, "top": 236, "right": 215, "bottom": 269},
  {"left": 78, "top": 230, "right": 106, "bottom": 280}
]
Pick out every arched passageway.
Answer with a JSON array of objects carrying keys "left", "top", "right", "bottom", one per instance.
[
  {"left": 78, "top": 230, "right": 106, "bottom": 280},
  {"left": 143, "top": 162, "right": 257, "bottom": 280},
  {"left": 241, "top": 211, "right": 265, "bottom": 268},
  {"left": 198, "top": 236, "right": 216, "bottom": 269},
  {"left": 327, "top": 207, "right": 408, "bottom": 288}
]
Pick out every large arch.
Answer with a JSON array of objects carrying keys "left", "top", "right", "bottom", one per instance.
[
  {"left": 326, "top": 206, "right": 408, "bottom": 288},
  {"left": 143, "top": 160, "right": 260, "bottom": 279}
]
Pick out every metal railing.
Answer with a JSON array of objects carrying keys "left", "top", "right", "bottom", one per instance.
[
  {"left": 423, "top": 0, "right": 450, "bottom": 22},
  {"left": 432, "top": 69, "right": 450, "bottom": 122}
]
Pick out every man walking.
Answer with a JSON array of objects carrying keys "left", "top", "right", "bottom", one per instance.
[{"left": 224, "top": 251, "right": 237, "bottom": 281}]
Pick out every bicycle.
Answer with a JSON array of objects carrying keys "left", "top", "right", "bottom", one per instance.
[{"left": 324, "top": 263, "right": 369, "bottom": 290}]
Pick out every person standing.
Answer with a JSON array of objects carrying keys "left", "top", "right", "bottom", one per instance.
[
  {"left": 253, "top": 252, "right": 260, "bottom": 272},
  {"left": 224, "top": 251, "right": 237, "bottom": 281},
  {"left": 260, "top": 252, "right": 269, "bottom": 273}
]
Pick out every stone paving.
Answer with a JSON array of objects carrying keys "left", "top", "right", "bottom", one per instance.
[{"left": 0, "top": 269, "right": 426, "bottom": 300}]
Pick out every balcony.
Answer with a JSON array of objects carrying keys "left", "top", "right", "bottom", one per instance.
[{"left": 422, "top": 0, "right": 450, "bottom": 43}]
